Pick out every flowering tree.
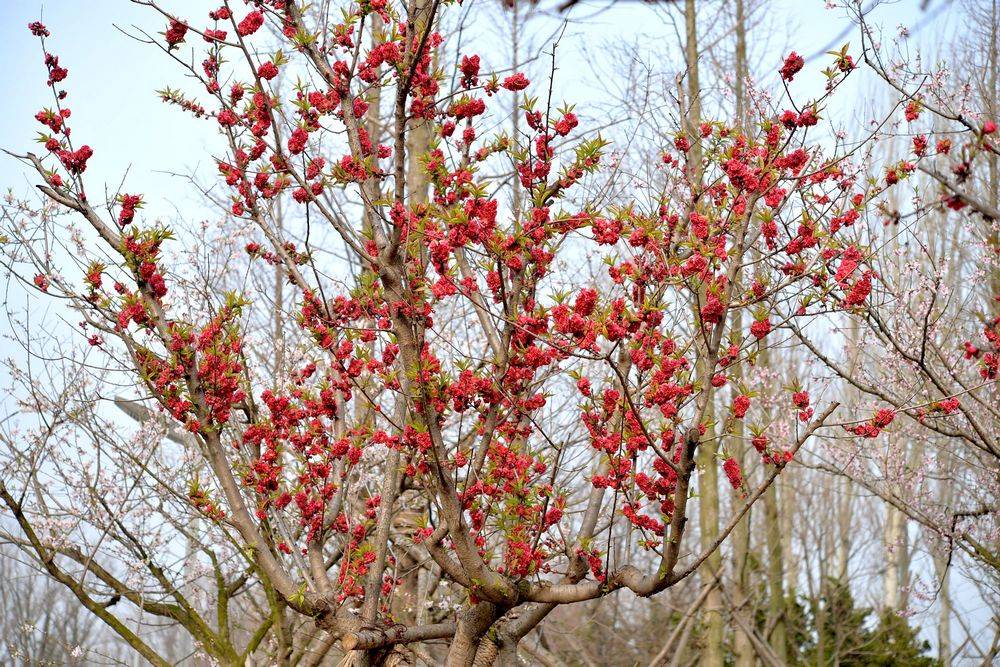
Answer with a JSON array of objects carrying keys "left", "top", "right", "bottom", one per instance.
[
  {"left": 1, "top": 1, "right": 995, "bottom": 665},
  {"left": 790, "top": 5, "right": 1000, "bottom": 584}
]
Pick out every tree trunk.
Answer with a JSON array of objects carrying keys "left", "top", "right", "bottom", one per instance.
[
  {"left": 882, "top": 443, "right": 905, "bottom": 611},
  {"left": 685, "top": 1, "right": 723, "bottom": 663},
  {"left": 764, "top": 482, "right": 786, "bottom": 664},
  {"left": 730, "top": 3, "right": 754, "bottom": 664}
]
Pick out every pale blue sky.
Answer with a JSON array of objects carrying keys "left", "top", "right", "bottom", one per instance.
[{"left": 0, "top": 0, "right": 947, "bottom": 216}]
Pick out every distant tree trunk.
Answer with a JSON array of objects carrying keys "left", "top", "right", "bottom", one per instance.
[
  {"left": 730, "top": 2, "right": 755, "bottom": 665},
  {"left": 835, "top": 322, "right": 863, "bottom": 583},
  {"left": 933, "top": 456, "right": 954, "bottom": 666},
  {"left": 764, "top": 480, "right": 787, "bottom": 663},
  {"left": 405, "top": 0, "right": 435, "bottom": 208},
  {"left": 391, "top": 0, "right": 436, "bottom": 633},
  {"left": 881, "top": 223, "right": 908, "bottom": 613},
  {"left": 684, "top": 0, "right": 703, "bottom": 176},
  {"left": 684, "top": 1, "right": 723, "bottom": 665},
  {"left": 883, "top": 510, "right": 902, "bottom": 607},
  {"left": 697, "top": 406, "right": 724, "bottom": 667},
  {"left": 987, "top": 0, "right": 999, "bottom": 320}
]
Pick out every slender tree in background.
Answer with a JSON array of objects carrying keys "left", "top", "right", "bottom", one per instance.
[
  {"left": 0, "top": 0, "right": 997, "bottom": 665},
  {"left": 728, "top": 2, "right": 754, "bottom": 665}
]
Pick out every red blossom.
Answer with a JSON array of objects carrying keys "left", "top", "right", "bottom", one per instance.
[
  {"left": 288, "top": 127, "right": 309, "bottom": 154},
  {"left": 258, "top": 61, "right": 279, "bottom": 81},
  {"left": 555, "top": 112, "right": 579, "bottom": 137},
  {"left": 701, "top": 293, "right": 726, "bottom": 325},
  {"left": 57, "top": 145, "right": 93, "bottom": 175},
  {"left": 237, "top": 10, "right": 265, "bottom": 36},
  {"left": 217, "top": 109, "right": 239, "bottom": 127},
  {"left": 873, "top": 408, "right": 896, "bottom": 428},
  {"left": 44, "top": 55, "right": 68, "bottom": 86},
  {"left": 501, "top": 73, "right": 530, "bottom": 91},
  {"left": 843, "top": 271, "right": 873, "bottom": 307},
  {"left": 733, "top": 394, "right": 751, "bottom": 418},
  {"left": 165, "top": 19, "right": 188, "bottom": 48},
  {"left": 723, "top": 458, "right": 743, "bottom": 490},
  {"left": 792, "top": 391, "right": 810, "bottom": 409},
  {"left": 779, "top": 51, "right": 804, "bottom": 82},
  {"left": 459, "top": 54, "right": 480, "bottom": 87},
  {"left": 750, "top": 318, "right": 771, "bottom": 340},
  {"left": 118, "top": 193, "right": 143, "bottom": 226},
  {"left": 449, "top": 97, "right": 486, "bottom": 119}
]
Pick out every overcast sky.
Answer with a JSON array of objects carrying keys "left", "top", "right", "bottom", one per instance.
[{"left": 0, "top": 0, "right": 948, "bottom": 217}]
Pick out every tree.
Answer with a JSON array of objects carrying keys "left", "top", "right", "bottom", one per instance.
[
  {"left": 795, "top": 578, "right": 940, "bottom": 667},
  {"left": 0, "top": 1, "right": 995, "bottom": 665},
  {"left": 0, "top": 545, "right": 132, "bottom": 665}
]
